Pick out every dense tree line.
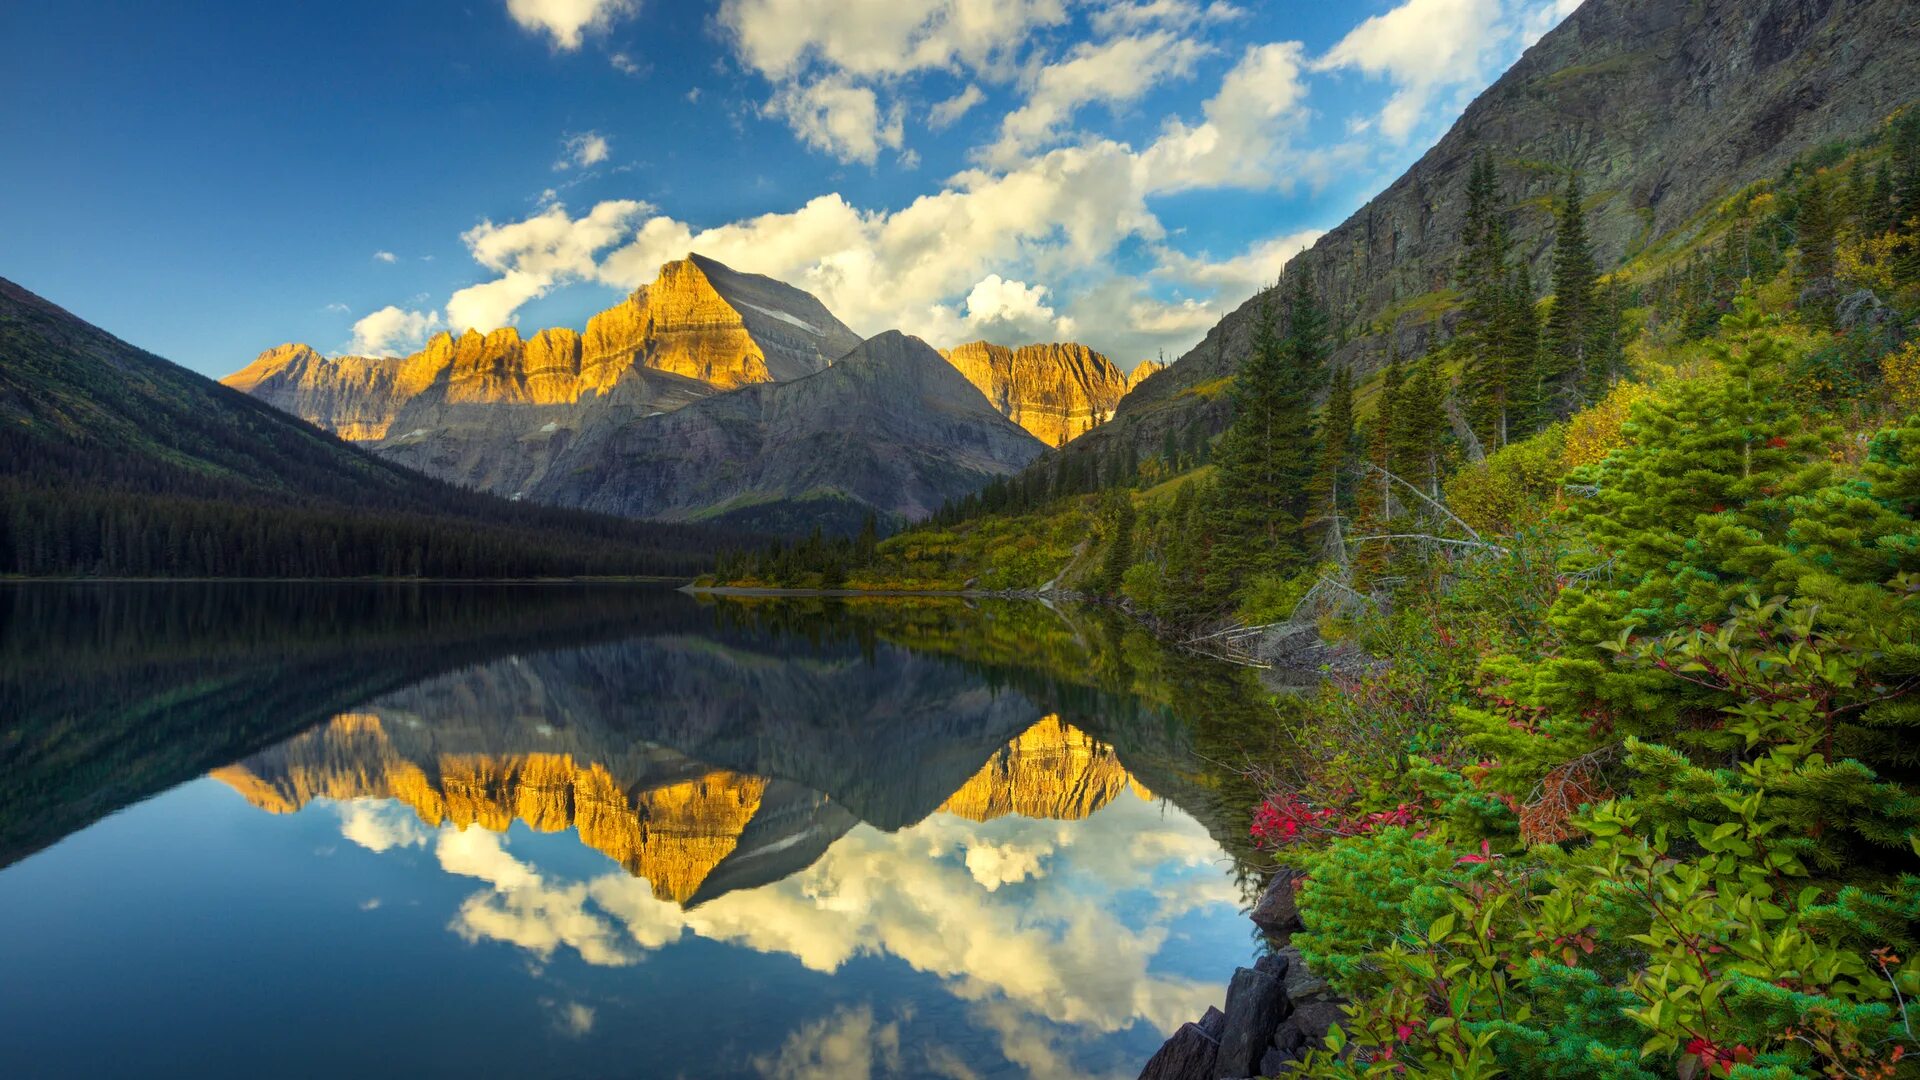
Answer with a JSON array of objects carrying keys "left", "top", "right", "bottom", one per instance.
[{"left": 0, "top": 427, "right": 731, "bottom": 578}]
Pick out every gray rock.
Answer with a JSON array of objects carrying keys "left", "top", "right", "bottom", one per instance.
[
  {"left": 1276, "top": 947, "right": 1329, "bottom": 1002},
  {"left": 1198, "top": 1006, "right": 1227, "bottom": 1040},
  {"left": 1214, "top": 967, "right": 1291, "bottom": 1079},
  {"left": 1254, "top": 952, "right": 1289, "bottom": 980},
  {"left": 1259, "top": 1045, "right": 1300, "bottom": 1076},
  {"left": 1138, "top": 1022, "right": 1219, "bottom": 1080},
  {"left": 1277, "top": 1000, "right": 1348, "bottom": 1053},
  {"left": 1251, "top": 869, "right": 1304, "bottom": 936}
]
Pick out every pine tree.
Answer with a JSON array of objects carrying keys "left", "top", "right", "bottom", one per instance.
[
  {"left": 1500, "top": 262, "right": 1543, "bottom": 437},
  {"left": 1307, "top": 364, "right": 1355, "bottom": 557},
  {"left": 1208, "top": 274, "right": 1325, "bottom": 585},
  {"left": 1796, "top": 168, "right": 1840, "bottom": 326},
  {"left": 1893, "top": 108, "right": 1920, "bottom": 285},
  {"left": 1389, "top": 353, "right": 1448, "bottom": 497},
  {"left": 1543, "top": 172, "right": 1600, "bottom": 412},
  {"left": 1460, "top": 152, "right": 1522, "bottom": 448},
  {"left": 1099, "top": 493, "right": 1135, "bottom": 596}
]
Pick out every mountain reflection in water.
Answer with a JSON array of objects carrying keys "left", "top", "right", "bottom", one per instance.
[{"left": 0, "top": 583, "right": 1279, "bottom": 1079}]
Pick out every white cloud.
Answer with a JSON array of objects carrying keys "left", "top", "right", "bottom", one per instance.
[
  {"left": 438, "top": 828, "right": 634, "bottom": 967},
  {"left": 959, "top": 275, "right": 1074, "bottom": 342},
  {"left": 609, "top": 51, "right": 645, "bottom": 76},
  {"left": 983, "top": 31, "right": 1212, "bottom": 167},
  {"left": 1315, "top": 0, "right": 1505, "bottom": 141},
  {"left": 324, "top": 302, "right": 351, "bottom": 314},
  {"left": 554, "top": 131, "right": 611, "bottom": 170},
  {"left": 754, "top": 1005, "right": 901, "bottom": 1080},
  {"left": 506, "top": 0, "right": 638, "bottom": 50},
  {"left": 766, "top": 76, "right": 904, "bottom": 165},
  {"left": 349, "top": 306, "right": 444, "bottom": 356},
  {"left": 447, "top": 199, "right": 651, "bottom": 331},
  {"left": 929, "top": 84, "right": 986, "bottom": 130},
  {"left": 1520, "top": 0, "right": 1583, "bottom": 47},
  {"left": 1152, "top": 228, "right": 1326, "bottom": 292},
  {"left": 373, "top": 250, "right": 398, "bottom": 264},
  {"left": 336, "top": 801, "right": 432, "bottom": 852},
  {"left": 1089, "top": 0, "right": 1243, "bottom": 36},
  {"left": 717, "top": 0, "right": 1066, "bottom": 82},
  {"left": 718, "top": 0, "right": 1069, "bottom": 161},
  {"left": 1140, "top": 40, "right": 1312, "bottom": 192}
]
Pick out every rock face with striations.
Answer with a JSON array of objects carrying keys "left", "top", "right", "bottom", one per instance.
[
  {"left": 940, "top": 340, "right": 1132, "bottom": 447},
  {"left": 1081, "top": 0, "right": 1920, "bottom": 462},
  {"left": 221, "top": 344, "right": 409, "bottom": 441},
  {"left": 532, "top": 331, "right": 1047, "bottom": 532}
]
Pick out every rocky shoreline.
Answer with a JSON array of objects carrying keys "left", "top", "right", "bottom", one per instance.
[{"left": 1140, "top": 869, "right": 1346, "bottom": 1079}]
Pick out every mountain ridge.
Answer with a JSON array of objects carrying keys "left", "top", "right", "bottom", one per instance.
[{"left": 1079, "top": 0, "right": 1920, "bottom": 458}]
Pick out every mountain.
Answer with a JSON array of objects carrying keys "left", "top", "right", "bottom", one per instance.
[
  {"left": 0, "top": 277, "right": 733, "bottom": 577},
  {"left": 532, "top": 331, "right": 1048, "bottom": 533},
  {"left": 1079, "top": 0, "right": 1920, "bottom": 458},
  {"left": 224, "top": 254, "right": 865, "bottom": 501},
  {"left": 940, "top": 340, "right": 1132, "bottom": 447},
  {"left": 210, "top": 710, "right": 1146, "bottom": 908}
]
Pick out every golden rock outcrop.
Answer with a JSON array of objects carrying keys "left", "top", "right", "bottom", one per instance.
[
  {"left": 211, "top": 713, "right": 767, "bottom": 906},
  {"left": 936, "top": 716, "right": 1148, "bottom": 822},
  {"left": 1127, "top": 359, "right": 1165, "bottom": 390},
  {"left": 940, "top": 341, "right": 1131, "bottom": 447},
  {"left": 220, "top": 253, "right": 862, "bottom": 440}
]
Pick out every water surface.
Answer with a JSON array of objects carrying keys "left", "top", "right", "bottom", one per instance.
[{"left": 0, "top": 584, "right": 1275, "bottom": 1079}]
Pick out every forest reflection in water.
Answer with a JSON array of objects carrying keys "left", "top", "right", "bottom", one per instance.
[{"left": 0, "top": 583, "right": 1285, "bottom": 1079}]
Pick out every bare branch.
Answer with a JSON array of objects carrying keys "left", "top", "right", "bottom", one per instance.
[
  {"left": 1350, "top": 533, "right": 1511, "bottom": 555},
  {"left": 1362, "top": 461, "right": 1493, "bottom": 545}
]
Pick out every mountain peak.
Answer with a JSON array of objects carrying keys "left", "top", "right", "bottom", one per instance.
[{"left": 939, "top": 339, "right": 1129, "bottom": 446}]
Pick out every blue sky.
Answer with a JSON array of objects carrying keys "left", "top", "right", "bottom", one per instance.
[{"left": 0, "top": 0, "right": 1579, "bottom": 377}]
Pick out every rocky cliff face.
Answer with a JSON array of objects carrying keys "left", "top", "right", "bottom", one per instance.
[
  {"left": 533, "top": 331, "right": 1048, "bottom": 531},
  {"left": 1082, "top": 0, "right": 1920, "bottom": 458},
  {"left": 940, "top": 341, "right": 1131, "bottom": 447},
  {"left": 222, "top": 254, "right": 865, "bottom": 499},
  {"left": 221, "top": 345, "right": 408, "bottom": 440}
]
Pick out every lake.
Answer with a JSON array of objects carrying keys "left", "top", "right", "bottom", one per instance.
[{"left": 0, "top": 583, "right": 1279, "bottom": 1079}]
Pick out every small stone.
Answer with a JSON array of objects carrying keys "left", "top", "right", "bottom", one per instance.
[
  {"left": 1214, "top": 967, "right": 1291, "bottom": 1079},
  {"left": 1198, "top": 1006, "right": 1227, "bottom": 1040},
  {"left": 1138, "top": 1022, "right": 1219, "bottom": 1080},
  {"left": 1249, "top": 870, "right": 1304, "bottom": 936}
]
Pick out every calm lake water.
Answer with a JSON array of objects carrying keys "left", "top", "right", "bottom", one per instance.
[{"left": 0, "top": 583, "right": 1278, "bottom": 1080}]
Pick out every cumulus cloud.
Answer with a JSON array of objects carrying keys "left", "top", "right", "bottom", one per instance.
[
  {"left": 554, "top": 131, "right": 611, "bottom": 170},
  {"left": 1140, "top": 40, "right": 1312, "bottom": 193},
  {"left": 337, "top": 801, "right": 432, "bottom": 852},
  {"left": 438, "top": 828, "right": 634, "bottom": 967},
  {"left": 1152, "top": 228, "right": 1326, "bottom": 292},
  {"left": 959, "top": 275, "right": 1074, "bottom": 342},
  {"left": 373, "top": 250, "right": 398, "bottom": 264},
  {"left": 767, "top": 76, "right": 904, "bottom": 165},
  {"left": 1315, "top": 0, "right": 1505, "bottom": 141},
  {"left": 506, "top": 0, "right": 638, "bottom": 50},
  {"left": 983, "top": 31, "right": 1212, "bottom": 167},
  {"left": 717, "top": 0, "right": 1065, "bottom": 82},
  {"left": 349, "top": 306, "right": 443, "bottom": 356},
  {"left": 754, "top": 1005, "right": 901, "bottom": 1080},
  {"left": 928, "top": 84, "right": 986, "bottom": 130},
  {"left": 446, "top": 199, "right": 651, "bottom": 331},
  {"left": 1089, "top": 0, "right": 1244, "bottom": 36}
]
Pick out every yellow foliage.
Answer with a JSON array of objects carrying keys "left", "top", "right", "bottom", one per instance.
[
  {"left": 1883, "top": 341, "right": 1920, "bottom": 414},
  {"left": 1561, "top": 381, "right": 1656, "bottom": 469},
  {"left": 1837, "top": 231, "right": 1900, "bottom": 293},
  {"left": 1445, "top": 428, "right": 1567, "bottom": 536}
]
